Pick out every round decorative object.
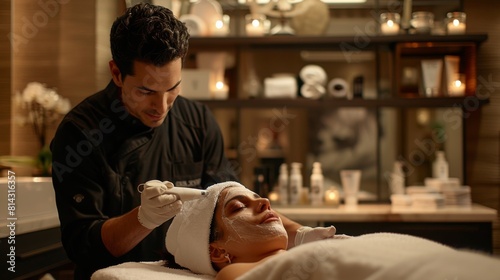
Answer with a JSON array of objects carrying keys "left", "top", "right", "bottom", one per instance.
[
  {"left": 179, "top": 14, "right": 207, "bottom": 37},
  {"left": 299, "top": 64, "right": 327, "bottom": 86},
  {"left": 328, "top": 78, "right": 349, "bottom": 98},
  {"left": 301, "top": 84, "right": 326, "bottom": 99},
  {"left": 189, "top": 0, "right": 223, "bottom": 35},
  {"left": 290, "top": 0, "right": 330, "bottom": 36}
]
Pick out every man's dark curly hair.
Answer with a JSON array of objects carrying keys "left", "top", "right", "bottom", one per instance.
[{"left": 110, "top": 3, "right": 190, "bottom": 80}]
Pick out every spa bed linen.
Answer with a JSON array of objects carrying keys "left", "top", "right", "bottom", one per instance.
[
  {"left": 90, "top": 261, "right": 214, "bottom": 280},
  {"left": 92, "top": 233, "right": 500, "bottom": 280},
  {"left": 238, "top": 233, "right": 500, "bottom": 280}
]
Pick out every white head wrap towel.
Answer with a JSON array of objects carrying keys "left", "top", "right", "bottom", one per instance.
[{"left": 166, "top": 181, "right": 246, "bottom": 276}]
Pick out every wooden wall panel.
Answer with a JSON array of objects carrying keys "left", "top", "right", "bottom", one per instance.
[
  {"left": 11, "top": 0, "right": 96, "bottom": 175},
  {"left": 465, "top": 0, "right": 500, "bottom": 255},
  {"left": 0, "top": 0, "right": 11, "bottom": 156}
]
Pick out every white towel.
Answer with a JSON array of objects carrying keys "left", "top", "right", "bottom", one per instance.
[
  {"left": 91, "top": 261, "right": 214, "bottom": 280},
  {"left": 166, "top": 181, "right": 246, "bottom": 276}
]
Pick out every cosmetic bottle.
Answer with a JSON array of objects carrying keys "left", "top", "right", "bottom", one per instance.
[
  {"left": 278, "top": 163, "right": 289, "bottom": 205},
  {"left": 389, "top": 161, "right": 405, "bottom": 194},
  {"left": 310, "top": 162, "right": 324, "bottom": 205},
  {"left": 433, "top": 151, "right": 449, "bottom": 179},
  {"left": 289, "top": 162, "right": 303, "bottom": 205}
]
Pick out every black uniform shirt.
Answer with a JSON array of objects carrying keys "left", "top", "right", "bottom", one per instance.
[{"left": 50, "top": 81, "right": 237, "bottom": 279}]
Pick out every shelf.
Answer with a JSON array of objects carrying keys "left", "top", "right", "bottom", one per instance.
[
  {"left": 198, "top": 96, "right": 490, "bottom": 109},
  {"left": 188, "top": 30, "right": 489, "bottom": 200},
  {"left": 188, "top": 34, "right": 488, "bottom": 50}
]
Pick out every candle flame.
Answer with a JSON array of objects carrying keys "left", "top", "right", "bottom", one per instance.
[
  {"left": 251, "top": 19, "right": 261, "bottom": 27},
  {"left": 453, "top": 19, "right": 460, "bottom": 26},
  {"left": 387, "top": 20, "right": 394, "bottom": 27},
  {"left": 215, "top": 20, "right": 223, "bottom": 29},
  {"left": 216, "top": 81, "right": 224, "bottom": 90}
]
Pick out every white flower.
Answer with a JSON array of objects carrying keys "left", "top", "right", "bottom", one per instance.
[
  {"left": 54, "top": 97, "right": 71, "bottom": 114},
  {"left": 15, "top": 82, "right": 72, "bottom": 148},
  {"left": 22, "top": 82, "right": 46, "bottom": 103},
  {"left": 36, "top": 88, "right": 60, "bottom": 110}
]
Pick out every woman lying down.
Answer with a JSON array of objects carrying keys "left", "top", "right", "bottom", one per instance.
[{"left": 165, "top": 182, "right": 500, "bottom": 280}]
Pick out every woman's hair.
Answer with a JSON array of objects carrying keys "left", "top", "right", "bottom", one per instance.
[{"left": 110, "top": 3, "right": 190, "bottom": 80}]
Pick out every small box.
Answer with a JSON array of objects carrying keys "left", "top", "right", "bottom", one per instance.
[{"left": 181, "top": 69, "right": 211, "bottom": 100}]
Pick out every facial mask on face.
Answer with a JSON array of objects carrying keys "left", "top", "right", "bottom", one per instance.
[{"left": 221, "top": 188, "right": 287, "bottom": 246}]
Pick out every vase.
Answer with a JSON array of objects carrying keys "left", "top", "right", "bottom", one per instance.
[{"left": 34, "top": 145, "right": 52, "bottom": 177}]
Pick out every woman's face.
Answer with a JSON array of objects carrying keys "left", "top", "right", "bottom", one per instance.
[{"left": 212, "top": 187, "right": 288, "bottom": 262}]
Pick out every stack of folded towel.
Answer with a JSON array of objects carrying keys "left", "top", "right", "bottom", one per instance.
[{"left": 391, "top": 177, "right": 471, "bottom": 209}]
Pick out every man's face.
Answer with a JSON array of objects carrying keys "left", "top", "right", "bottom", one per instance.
[{"left": 111, "top": 59, "right": 182, "bottom": 128}]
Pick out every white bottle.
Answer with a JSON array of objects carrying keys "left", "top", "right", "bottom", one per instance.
[
  {"left": 310, "top": 162, "right": 324, "bottom": 206},
  {"left": 433, "top": 151, "right": 449, "bottom": 179},
  {"left": 389, "top": 161, "right": 405, "bottom": 194},
  {"left": 289, "top": 162, "right": 303, "bottom": 205},
  {"left": 278, "top": 163, "right": 289, "bottom": 205}
]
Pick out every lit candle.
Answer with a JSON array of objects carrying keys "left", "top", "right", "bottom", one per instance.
[
  {"left": 212, "top": 15, "right": 230, "bottom": 36},
  {"left": 246, "top": 18, "right": 265, "bottom": 36},
  {"left": 212, "top": 81, "right": 229, "bottom": 99},
  {"left": 381, "top": 19, "right": 400, "bottom": 35},
  {"left": 448, "top": 77, "right": 465, "bottom": 96},
  {"left": 447, "top": 19, "right": 466, "bottom": 34},
  {"left": 324, "top": 188, "right": 340, "bottom": 207},
  {"left": 268, "top": 191, "right": 279, "bottom": 204}
]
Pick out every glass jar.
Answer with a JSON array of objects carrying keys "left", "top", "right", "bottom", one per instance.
[
  {"left": 410, "top": 11, "right": 434, "bottom": 34},
  {"left": 380, "top": 13, "right": 401, "bottom": 35},
  {"left": 446, "top": 12, "right": 466, "bottom": 35}
]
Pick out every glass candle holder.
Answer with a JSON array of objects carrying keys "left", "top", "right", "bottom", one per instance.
[
  {"left": 380, "top": 13, "right": 401, "bottom": 35},
  {"left": 447, "top": 12, "right": 466, "bottom": 35},
  {"left": 324, "top": 188, "right": 340, "bottom": 207},
  {"left": 410, "top": 11, "right": 434, "bottom": 34},
  {"left": 245, "top": 14, "right": 267, "bottom": 37},
  {"left": 448, "top": 73, "right": 466, "bottom": 96},
  {"left": 212, "top": 14, "right": 230, "bottom": 37}
]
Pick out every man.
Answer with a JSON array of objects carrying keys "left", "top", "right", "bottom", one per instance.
[{"left": 51, "top": 3, "right": 334, "bottom": 279}]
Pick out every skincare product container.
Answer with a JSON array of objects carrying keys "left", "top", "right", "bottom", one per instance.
[
  {"left": 289, "top": 162, "right": 303, "bottom": 205},
  {"left": 340, "top": 169, "right": 362, "bottom": 209},
  {"left": 421, "top": 59, "right": 443, "bottom": 97},
  {"left": 278, "top": 163, "right": 289, "bottom": 205},
  {"left": 310, "top": 162, "right": 324, "bottom": 206},
  {"left": 389, "top": 161, "right": 405, "bottom": 195},
  {"left": 433, "top": 151, "right": 449, "bottom": 179}
]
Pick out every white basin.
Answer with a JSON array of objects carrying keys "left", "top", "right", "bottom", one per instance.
[{"left": 0, "top": 177, "right": 60, "bottom": 237}]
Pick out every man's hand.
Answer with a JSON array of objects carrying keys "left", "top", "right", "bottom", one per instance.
[
  {"left": 137, "top": 181, "right": 182, "bottom": 229},
  {"left": 294, "top": 226, "right": 336, "bottom": 246}
]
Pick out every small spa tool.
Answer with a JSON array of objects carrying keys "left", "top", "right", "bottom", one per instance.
[{"left": 138, "top": 180, "right": 208, "bottom": 201}]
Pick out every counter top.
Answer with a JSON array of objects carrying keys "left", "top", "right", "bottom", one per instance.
[{"left": 272, "top": 204, "right": 498, "bottom": 223}]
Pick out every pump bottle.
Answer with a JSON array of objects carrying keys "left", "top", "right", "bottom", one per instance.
[
  {"left": 289, "top": 162, "right": 303, "bottom": 205},
  {"left": 389, "top": 161, "right": 405, "bottom": 194},
  {"left": 433, "top": 151, "right": 449, "bottom": 179},
  {"left": 278, "top": 163, "right": 289, "bottom": 205},
  {"left": 310, "top": 162, "right": 324, "bottom": 205}
]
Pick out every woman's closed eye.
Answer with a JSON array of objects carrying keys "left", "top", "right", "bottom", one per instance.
[{"left": 228, "top": 201, "right": 246, "bottom": 213}]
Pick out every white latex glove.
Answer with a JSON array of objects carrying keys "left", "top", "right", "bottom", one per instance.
[
  {"left": 137, "top": 180, "right": 182, "bottom": 229},
  {"left": 294, "top": 226, "right": 336, "bottom": 246}
]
